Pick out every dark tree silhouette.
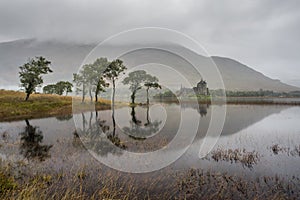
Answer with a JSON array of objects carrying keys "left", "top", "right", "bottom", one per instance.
[
  {"left": 122, "top": 70, "right": 147, "bottom": 104},
  {"left": 43, "top": 81, "right": 73, "bottom": 95},
  {"left": 19, "top": 57, "right": 53, "bottom": 100},
  {"left": 123, "top": 70, "right": 161, "bottom": 105},
  {"left": 103, "top": 59, "right": 127, "bottom": 109},
  {"left": 144, "top": 77, "right": 161, "bottom": 105}
]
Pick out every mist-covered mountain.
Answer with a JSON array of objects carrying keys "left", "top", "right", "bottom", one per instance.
[{"left": 0, "top": 39, "right": 298, "bottom": 92}]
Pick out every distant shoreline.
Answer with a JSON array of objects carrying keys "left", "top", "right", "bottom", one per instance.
[{"left": 1, "top": 89, "right": 300, "bottom": 122}]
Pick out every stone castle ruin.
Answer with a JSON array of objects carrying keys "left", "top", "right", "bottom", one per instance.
[{"left": 177, "top": 79, "right": 209, "bottom": 98}]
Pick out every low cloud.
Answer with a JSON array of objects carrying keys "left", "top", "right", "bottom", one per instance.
[{"left": 0, "top": 0, "right": 299, "bottom": 85}]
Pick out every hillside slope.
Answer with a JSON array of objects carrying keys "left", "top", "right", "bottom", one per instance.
[{"left": 0, "top": 39, "right": 298, "bottom": 92}]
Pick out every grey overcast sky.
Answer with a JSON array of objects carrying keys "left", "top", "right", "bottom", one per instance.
[{"left": 0, "top": 0, "right": 299, "bottom": 86}]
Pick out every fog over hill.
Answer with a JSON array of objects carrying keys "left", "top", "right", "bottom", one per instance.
[{"left": 0, "top": 39, "right": 299, "bottom": 92}]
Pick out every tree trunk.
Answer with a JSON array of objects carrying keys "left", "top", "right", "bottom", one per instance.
[
  {"left": 82, "top": 84, "right": 85, "bottom": 103},
  {"left": 95, "top": 87, "right": 98, "bottom": 102},
  {"left": 95, "top": 93, "right": 98, "bottom": 102},
  {"left": 145, "top": 104, "right": 150, "bottom": 126},
  {"left": 89, "top": 112, "right": 93, "bottom": 130},
  {"left": 112, "top": 79, "right": 115, "bottom": 111},
  {"left": 112, "top": 113, "right": 116, "bottom": 137},
  {"left": 112, "top": 79, "right": 116, "bottom": 136},
  {"left": 89, "top": 86, "right": 93, "bottom": 102},
  {"left": 25, "top": 93, "right": 30, "bottom": 101},
  {"left": 25, "top": 119, "right": 30, "bottom": 126},
  {"left": 131, "top": 90, "right": 136, "bottom": 104},
  {"left": 146, "top": 88, "right": 149, "bottom": 105},
  {"left": 81, "top": 113, "right": 86, "bottom": 132}
]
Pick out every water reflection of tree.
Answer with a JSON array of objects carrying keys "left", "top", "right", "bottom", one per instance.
[
  {"left": 123, "top": 106, "right": 162, "bottom": 140},
  {"left": 76, "top": 111, "right": 126, "bottom": 157},
  {"left": 19, "top": 119, "right": 53, "bottom": 161}
]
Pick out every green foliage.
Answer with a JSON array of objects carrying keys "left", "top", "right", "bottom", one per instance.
[
  {"left": 155, "top": 90, "right": 176, "bottom": 98},
  {"left": 153, "top": 90, "right": 177, "bottom": 102},
  {"left": 19, "top": 56, "right": 53, "bottom": 100},
  {"left": 122, "top": 70, "right": 161, "bottom": 104},
  {"left": 103, "top": 59, "right": 127, "bottom": 106},
  {"left": 43, "top": 81, "right": 73, "bottom": 95},
  {"left": 43, "top": 84, "right": 57, "bottom": 94},
  {"left": 122, "top": 70, "right": 148, "bottom": 104},
  {"left": 144, "top": 75, "right": 161, "bottom": 104},
  {"left": 144, "top": 82, "right": 161, "bottom": 89},
  {"left": 73, "top": 58, "right": 110, "bottom": 102},
  {"left": 103, "top": 59, "right": 127, "bottom": 85},
  {"left": 123, "top": 70, "right": 148, "bottom": 92}
]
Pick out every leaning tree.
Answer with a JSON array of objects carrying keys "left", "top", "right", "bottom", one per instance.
[{"left": 19, "top": 56, "right": 53, "bottom": 101}]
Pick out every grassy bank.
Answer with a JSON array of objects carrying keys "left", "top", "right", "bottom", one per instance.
[{"left": 0, "top": 90, "right": 111, "bottom": 122}]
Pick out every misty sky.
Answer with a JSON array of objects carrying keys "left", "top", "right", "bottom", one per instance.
[{"left": 0, "top": 0, "right": 299, "bottom": 86}]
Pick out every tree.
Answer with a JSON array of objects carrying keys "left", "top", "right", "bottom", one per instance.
[
  {"left": 73, "top": 58, "right": 110, "bottom": 102},
  {"left": 43, "top": 81, "right": 73, "bottom": 96},
  {"left": 95, "top": 77, "right": 109, "bottom": 102},
  {"left": 64, "top": 81, "right": 73, "bottom": 96},
  {"left": 144, "top": 76, "right": 161, "bottom": 105},
  {"left": 54, "top": 81, "right": 66, "bottom": 95},
  {"left": 103, "top": 59, "right": 127, "bottom": 108},
  {"left": 103, "top": 59, "right": 127, "bottom": 133},
  {"left": 73, "top": 67, "right": 89, "bottom": 102},
  {"left": 82, "top": 64, "right": 95, "bottom": 102},
  {"left": 55, "top": 81, "right": 73, "bottom": 95},
  {"left": 43, "top": 84, "right": 57, "bottom": 94},
  {"left": 122, "top": 70, "right": 148, "bottom": 104},
  {"left": 90, "top": 58, "right": 110, "bottom": 102},
  {"left": 19, "top": 57, "right": 53, "bottom": 100}
]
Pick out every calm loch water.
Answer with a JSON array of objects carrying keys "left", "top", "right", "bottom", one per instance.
[{"left": 0, "top": 104, "right": 299, "bottom": 185}]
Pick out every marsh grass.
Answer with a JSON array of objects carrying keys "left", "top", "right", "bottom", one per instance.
[
  {"left": 176, "top": 169, "right": 299, "bottom": 199},
  {"left": 209, "top": 148, "right": 260, "bottom": 168},
  {"left": 0, "top": 161, "right": 299, "bottom": 200},
  {"left": 270, "top": 144, "right": 300, "bottom": 157}
]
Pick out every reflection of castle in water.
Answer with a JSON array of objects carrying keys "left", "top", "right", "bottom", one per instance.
[{"left": 181, "top": 103, "right": 209, "bottom": 117}]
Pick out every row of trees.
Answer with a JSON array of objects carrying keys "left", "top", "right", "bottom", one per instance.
[
  {"left": 73, "top": 58, "right": 161, "bottom": 105},
  {"left": 19, "top": 56, "right": 161, "bottom": 104},
  {"left": 43, "top": 81, "right": 73, "bottom": 95}
]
